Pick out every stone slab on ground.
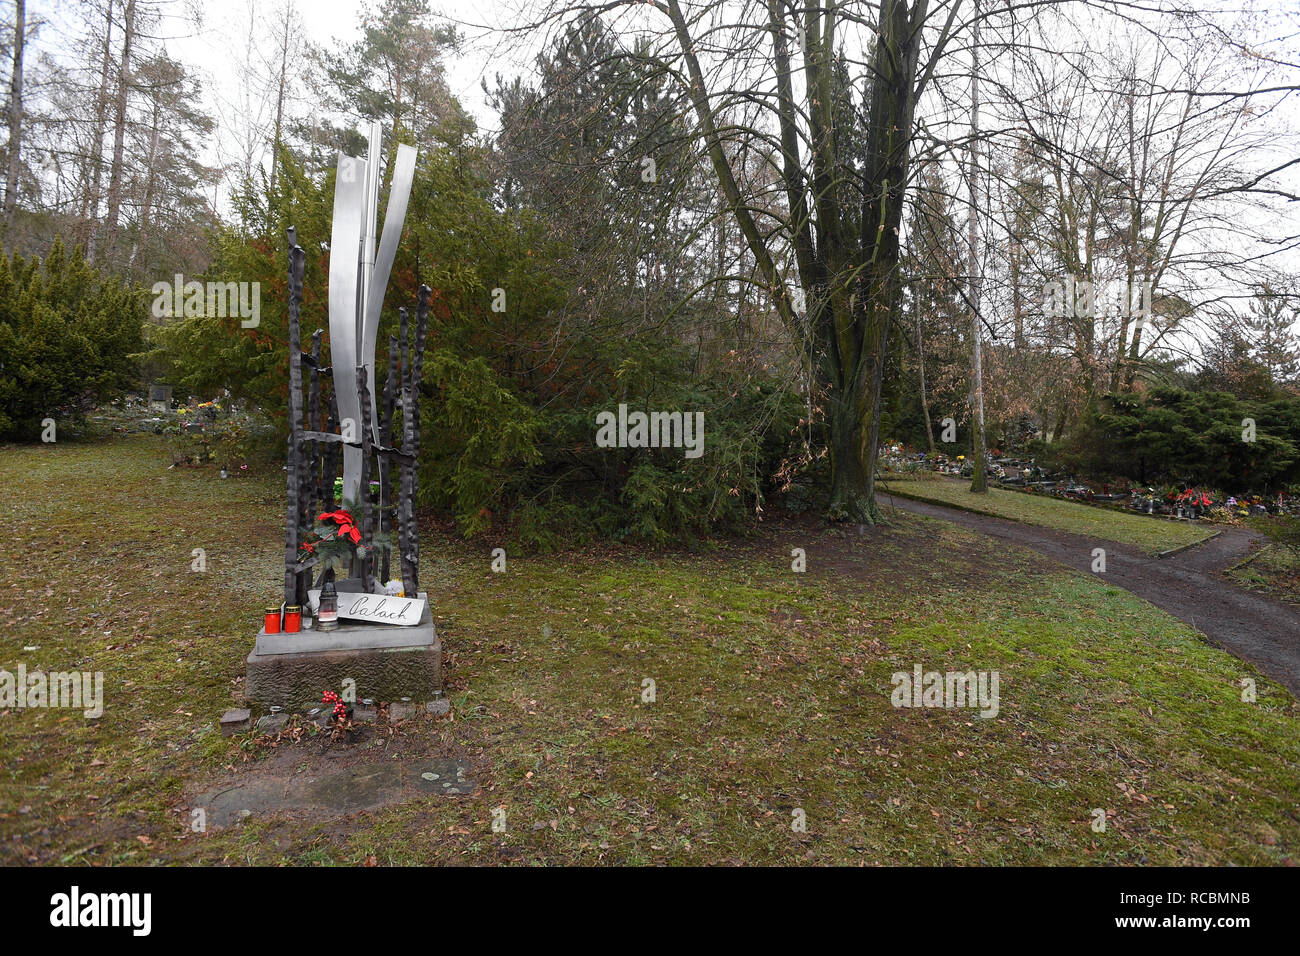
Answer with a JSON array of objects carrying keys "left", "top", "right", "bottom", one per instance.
[
  {"left": 220, "top": 708, "right": 251, "bottom": 736},
  {"left": 388, "top": 700, "right": 420, "bottom": 721},
  {"left": 414, "top": 759, "right": 474, "bottom": 795},
  {"left": 256, "top": 713, "right": 290, "bottom": 734},
  {"left": 192, "top": 758, "right": 477, "bottom": 827}
]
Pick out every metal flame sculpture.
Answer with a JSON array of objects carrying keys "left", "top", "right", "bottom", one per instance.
[{"left": 280, "top": 122, "right": 425, "bottom": 609}]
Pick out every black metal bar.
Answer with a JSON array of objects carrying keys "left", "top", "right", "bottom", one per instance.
[
  {"left": 358, "top": 364, "right": 376, "bottom": 591},
  {"left": 308, "top": 329, "right": 323, "bottom": 512},
  {"left": 380, "top": 333, "right": 398, "bottom": 584},
  {"left": 397, "top": 307, "right": 417, "bottom": 599},
  {"left": 299, "top": 431, "right": 413, "bottom": 456},
  {"left": 282, "top": 229, "right": 307, "bottom": 607},
  {"left": 408, "top": 285, "right": 431, "bottom": 593}
]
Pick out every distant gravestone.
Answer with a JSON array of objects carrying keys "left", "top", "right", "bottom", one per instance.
[{"left": 149, "top": 384, "right": 172, "bottom": 411}]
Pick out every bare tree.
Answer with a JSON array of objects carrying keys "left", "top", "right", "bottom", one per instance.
[
  {"left": 953, "top": 3, "right": 1300, "bottom": 440},
  {"left": 516, "top": 0, "right": 964, "bottom": 520},
  {"left": 966, "top": 0, "right": 986, "bottom": 491},
  {"left": 99, "top": 0, "right": 136, "bottom": 265},
  {"left": 77, "top": 0, "right": 116, "bottom": 259},
  {"left": 3, "top": 0, "right": 25, "bottom": 240}
]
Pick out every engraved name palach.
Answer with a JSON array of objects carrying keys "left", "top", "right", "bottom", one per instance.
[{"left": 280, "top": 122, "right": 425, "bottom": 612}]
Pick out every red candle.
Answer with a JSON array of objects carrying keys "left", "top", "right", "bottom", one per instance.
[
  {"left": 284, "top": 605, "right": 302, "bottom": 633},
  {"left": 264, "top": 606, "right": 281, "bottom": 634}
]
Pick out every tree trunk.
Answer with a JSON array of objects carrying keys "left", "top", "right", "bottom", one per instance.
[
  {"left": 101, "top": 0, "right": 136, "bottom": 267},
  {"left": 968, "top": 0, "right": 988, "bottom": 493},
  {"left": 270, "top": 2, "right": 291, "bottom": 191},
  {"left": 827, "top": 391, "right": 874, "bottom": 520},
  {"left": 4, "top": 0, "right": 26, "bottom": 242},
  {"left": 916, "top": 295, "right": 935, "bottom": 454},
  {"left": 666, "top": 0, "right": 948, "bottom": 523},
  {"left": 1052, "top": 402, "right": 1068, "bottom": 443},
  {"left": 81, "top": 0, "right": 114, "bottom": 261},
  {"left": 128, "top": 117, "right": 159, "bottom": 271},
  {"left": 1009, "top": 232, "right": 1024, "bottom": 349}
]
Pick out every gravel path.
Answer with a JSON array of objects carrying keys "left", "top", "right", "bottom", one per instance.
[{"left": 884, "top": 494, "right": 1300, "bottom": 698}]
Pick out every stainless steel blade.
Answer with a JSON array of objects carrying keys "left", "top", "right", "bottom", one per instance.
[
  {"left": 362, "top": 142, "right": 417, "bottom": 436},
  {"left": 329, "top": 152, "right": 366, "bottom": 506}
]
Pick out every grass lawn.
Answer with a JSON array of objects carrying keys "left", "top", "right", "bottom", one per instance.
[
  {"left": 1228, "top": 545, "right": 1300, "bottom": 606},
  {"left": 1, "top": 435, "right": 1296, "bottom": 865},
  {"left": 882, "top": 475, "right": 1216, "bottom": 555}
]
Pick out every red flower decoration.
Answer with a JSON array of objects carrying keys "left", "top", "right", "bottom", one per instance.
[{"left": 348, "top": 527, "right": 361, "bottom": 544}]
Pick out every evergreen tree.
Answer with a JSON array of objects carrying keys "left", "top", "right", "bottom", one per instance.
[{"left": 1245, "top": 281, "right": 1300, "bottom": 391}]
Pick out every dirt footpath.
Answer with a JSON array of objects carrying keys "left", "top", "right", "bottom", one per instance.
[{"left": 884, "top": 494, "right": 1300, "bottom": 699}]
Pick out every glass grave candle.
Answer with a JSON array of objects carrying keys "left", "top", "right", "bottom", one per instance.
[{"left": 316, "top": 580, "right": 339, "bottom": 631}]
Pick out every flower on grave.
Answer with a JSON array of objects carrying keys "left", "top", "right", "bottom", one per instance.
[
  {"left": 383, "top": 579, "right": 404, "bottom": 597},
  {"left": 316, "top": 508, "right": 364, "bottom": 545},
  {"left": 296, "top": 498, "right": 394, "bottom": 576},
  {"left": 322, "top": 690, "right": 348, "bottom": 721}
]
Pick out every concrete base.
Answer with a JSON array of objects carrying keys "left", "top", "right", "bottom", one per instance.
[{"left": 244, "top": 595, "right": 441, "bottom": 709}]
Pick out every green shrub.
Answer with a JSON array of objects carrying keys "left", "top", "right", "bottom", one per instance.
[
  {"left": 150, "top": 148, "right": 806, "bottom": 546},
  {"left": 0, "top": 239, "right": 146, "bottom": 441},
  {"left": 1048, "top": 387, "right": 1300, "bottom": 492}
]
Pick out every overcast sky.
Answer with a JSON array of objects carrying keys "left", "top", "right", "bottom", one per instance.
[
  {"left": 23, "top": 0, "right": 1300, "bottom": 332},
  {"left": 184, "top": 0, "right": 526, "bottom": 134}
]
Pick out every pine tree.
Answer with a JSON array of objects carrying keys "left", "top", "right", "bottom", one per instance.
[{"left": 1245, "top": 282, "right": 1300, "bottom": 391}]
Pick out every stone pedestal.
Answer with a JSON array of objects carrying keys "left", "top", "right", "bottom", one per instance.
[{"left": 244, "top": 594, "right": 441, "bottom": 709}]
